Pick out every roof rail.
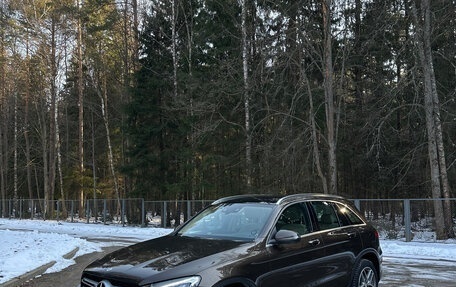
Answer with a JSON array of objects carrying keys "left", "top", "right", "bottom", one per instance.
[
  {"left": 276, "top": 193, "right": 344, "bottom": 205},
  {"left": 211, "top": 193, "right": 344, "bottom": 205},
  {"left": 211, "top": 194, "right": 279, "bottom": 205}
]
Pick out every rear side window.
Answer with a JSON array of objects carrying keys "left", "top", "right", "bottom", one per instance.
[
  {"left": 310, "top": 201, "right": 340, "bottom": 230},
  {"left": 335, "top": 203, "right": 364, "bottom": 225}
]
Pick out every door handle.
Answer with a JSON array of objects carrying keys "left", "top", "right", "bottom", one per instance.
[
  {"left": 308, "top": 239, "right": 321, "bottom": 246},
  {"left": 347, "top": 232, "right": 356, "bottom": 238}
]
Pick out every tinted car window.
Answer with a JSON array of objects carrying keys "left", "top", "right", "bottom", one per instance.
[
  {"left": 335, "top": 203, "right": 364, "bottom": 225},
  {"left": 310, "top": 201, "right": 340, "bottom": 230},
  {"left": 276, "top": 203, "right": 311, "bottom": 235}
]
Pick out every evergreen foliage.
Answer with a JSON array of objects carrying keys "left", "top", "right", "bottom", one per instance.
[{"left": 0, "top": 0, "right": 455, "bottom": 210}]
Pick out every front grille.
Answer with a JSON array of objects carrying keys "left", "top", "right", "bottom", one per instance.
[{"left": 81, "top": 275, "right": 136, "bottom": 287}]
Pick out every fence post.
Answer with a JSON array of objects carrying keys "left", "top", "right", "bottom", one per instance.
[
  {"left": 353, "top": 199, "right": 361, "bottom": 211},
  {"left": 19, "top": 199, "right": 23, "bottom": 219},
  {"left": 71, "top": 200, "right": 74, "bottom": 222},
  {"left": 94, "top": 198, "right": 98, "bottom": 223},
  {"left": 31, "top": 200, "right": 34, "bottom": 219},
  {"left": 404, "top": 199, "right": 411, "bottom": 242},
  {"left": 187, "top": 201, "right": 191, "bottom": 221},
  {"left": 103, "top": 199, "right": 107, "bottom": 224},
  {"left": 86, "top": 200, "right": 90, "bottom": 224},
  {"left": 141, "top": 199, "right": 145, "bottom": 227},
  {"left": 163, "top": 202, "right": 167, "bottom": 228},
  {"left": 56, "top": 201, "right": 60, "bottom": 221},
  {"left": 122, "top": 199, "right": 126, "bottom": 226}
]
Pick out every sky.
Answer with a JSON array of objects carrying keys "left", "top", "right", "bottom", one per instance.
[{"left": 1, "top": 218, "right": 456, "bottom": 285}]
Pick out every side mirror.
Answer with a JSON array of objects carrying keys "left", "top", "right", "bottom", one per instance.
[{"left": 274, "top": 229, "right": 300, "bottom": 244}]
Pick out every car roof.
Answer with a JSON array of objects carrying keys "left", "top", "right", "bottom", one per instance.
[{"left": 211, "top": 193, "right": 345, "bottom": 206}]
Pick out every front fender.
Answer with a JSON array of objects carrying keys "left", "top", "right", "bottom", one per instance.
[{"left": 212, "top": 277, "right": 257, "bottom": 287}]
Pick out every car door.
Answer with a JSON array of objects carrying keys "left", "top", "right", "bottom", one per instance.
[
  {"left": 258, "top": 203, "right": 328, "bottom": 287},
  {"left": 309, "top": 201, "right": 363, "bottom": 286}
]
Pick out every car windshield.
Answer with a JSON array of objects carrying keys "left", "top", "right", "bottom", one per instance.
[{"left": 177, "top": 203, "right": 275, "bottom": 241}]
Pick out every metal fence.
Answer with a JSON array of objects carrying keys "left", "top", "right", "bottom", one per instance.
[
  {"left": 353, "top": 198, "right": 456, "bottom": 242},
  {"left": 0, "top": 198, "right": 213, "bottom": 228},
  {"left": 1, "top": 198, "right": 455, "bottom": 242}
]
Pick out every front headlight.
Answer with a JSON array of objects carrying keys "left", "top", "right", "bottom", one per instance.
[{"left": 150, "top": 276, "right": 201, "bottom": 287}]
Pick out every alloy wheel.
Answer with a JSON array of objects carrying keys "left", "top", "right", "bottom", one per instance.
[{"left": 358, "top": 266, "right": 377, "bottom": 287}]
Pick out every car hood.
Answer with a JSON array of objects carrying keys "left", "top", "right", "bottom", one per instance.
[{"left": 84, "top": 235, "right": 254, "bottom": 285}]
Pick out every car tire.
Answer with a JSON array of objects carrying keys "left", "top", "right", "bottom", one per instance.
[{"left": 351, "top": 259, "right": 378, "bottom": 287}]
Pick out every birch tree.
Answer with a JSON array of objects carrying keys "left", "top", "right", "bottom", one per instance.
[
  {"left": 48, "top": 14, "right": 58, "bottom": 216},
  {"left": 121, "top": 0, "right": 141, "bottom": 196},
  {"left": 18, "top": 0, "right": 71, "bottom": 216},
  {"left": 77, "top": 0, "right": 85, "bottom": 217},
  {"left": 171, "top": 0, "right": 177, "bottom": 99},
  {"left": 411, "top": 0, "right": 454, "bottom": 239},
  {"left": 239, "top": 0, "right": 252, "bottom": 188},
  {"left": 92, "top": 72, "right": 121, "bottom": 214},
  {"left": 0, "top": 0, "right": 7, "bottom": 216},
  {"left": 13, "top": 78, "right": 18, "bottom": 216},
  {"left": 84, "top": 0, "right": 131, "bottom": 212},
  {"left": 24, "top": 29, "right": 33, "bottom": 210}
]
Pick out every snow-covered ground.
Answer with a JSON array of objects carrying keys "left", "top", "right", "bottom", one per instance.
[
  {"left": 0, "top": 218, "right": 172, "bottom": 284},
  {"left": 1, "top": 218, "right": 455, "bottom": 285}
]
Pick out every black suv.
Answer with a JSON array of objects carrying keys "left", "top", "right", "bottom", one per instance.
[{"left": 81, "top": 194, "right": 382, "bottom": 287}]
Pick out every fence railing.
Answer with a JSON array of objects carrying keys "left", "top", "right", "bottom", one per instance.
[
  {"left": 353, "top": 198, "right": 456, "bottom": 242},
  {"left": 1, "top": 198, "right": 455, "bottom": 242},
  {"left": 0, "top": 198, "right": 213, "bottom": 228}
]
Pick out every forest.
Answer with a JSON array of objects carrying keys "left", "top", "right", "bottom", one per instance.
[{"left": 0, "top": 0, "right": 455, "bottom": 237}]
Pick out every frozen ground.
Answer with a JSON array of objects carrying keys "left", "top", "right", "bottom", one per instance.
[
  {"left": 0, "top": 218, "right": 171, "bottom": 284},
  {"left": 1, "top": 218, "right": 456, "bottom": 285}
]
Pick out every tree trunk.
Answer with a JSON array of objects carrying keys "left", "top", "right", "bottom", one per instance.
[
  {"left": 122, "top": 0, "right": 132, "bottom": 197},
  {"left": 305, "top": 73, "right": 328, "bottom": 194},
  {"left": 77, "top": 0, "right": 85, "bottom": 217},
  {"left": 13, "top": 89, "right": 18, "bottom": 217},
  {"left": 422, "top": 0, "right": 454, "bottom": 239},
  {"left": 91, "top": 111, "right": 97, "bottom": 220},
  {"left": 100, "top": 74, "right": 121, "bottom": 214},
  {"left": 25, "top": 33, "right": 34, "bottom": 214},
  {"left": 181, "top": 0, "right": 196, "bottom": 199},
  {"left": 37, "top": 99, "right": 49, "bottom": 219},
  {"left": 48, "top": 18, "right": 58, "bottom": 216},
  {"left": 0, "top": 118, "right": 5, "bottom": 217},
  {"left": 172, "top": 0, "right": 178, "bottom": 99},
  {"left": 56, "top": 105, "right": 67, "bottom": 217},
  {"left": 240, "top": 0, "right": 252, "bottom": 189},
  {"left": 0, "top": 10, "right": 6, "bottom": 217},
  {"left": 132, "top": 0, "right": 139, "bottom": 73},
  {"left": 411, "top": 0, "right": 451, "bottom": 239},
  {"left": 322, "top": 0, "right": 337, "bottom": 194}
]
